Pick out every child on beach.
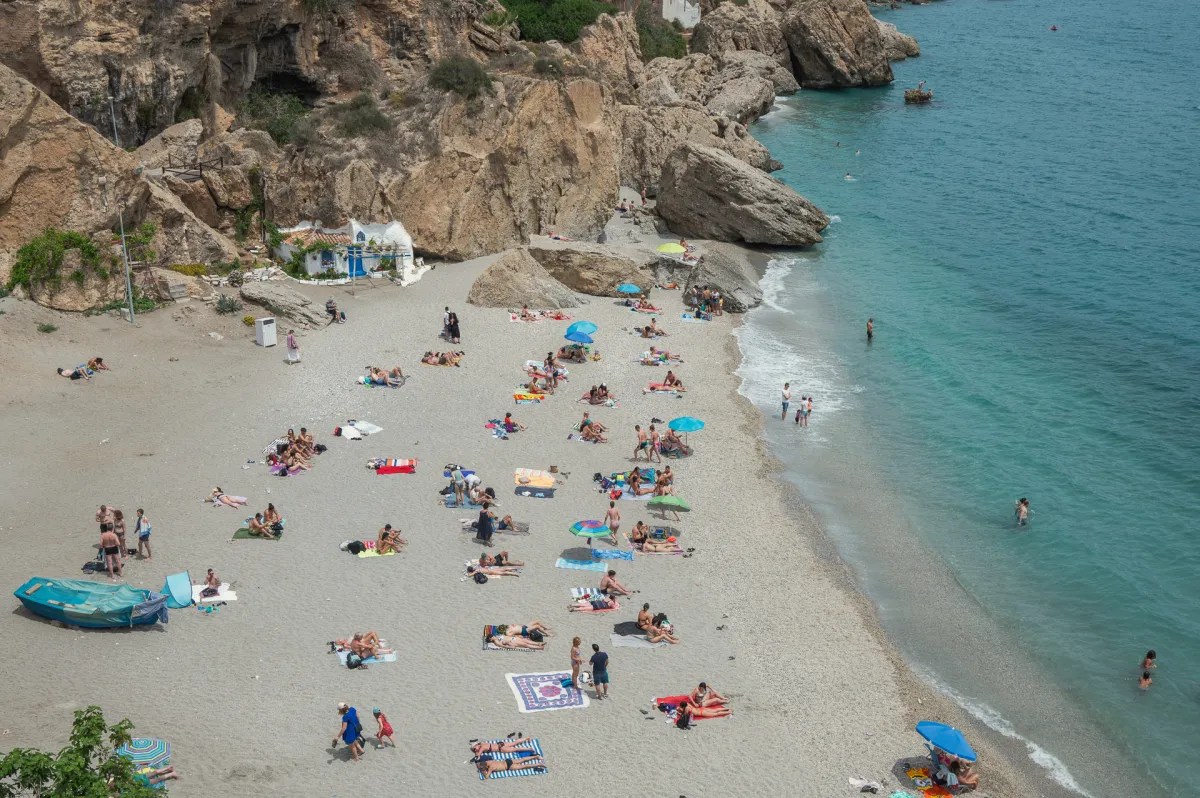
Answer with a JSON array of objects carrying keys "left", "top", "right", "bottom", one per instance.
[{"left": 373, "top": 708, "right": 395, "bottom": 749}]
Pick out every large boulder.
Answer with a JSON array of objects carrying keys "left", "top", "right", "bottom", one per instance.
[
  {"left": 28, "top": 249, "right": 127, "bottom": 312},
  {"left": 691, "top": 0, "right": 791, "bottom": 67},
  {"left": 571, "top": 15, "right": 646, "bottom": 103},
  {"left": 467, "top": 249, "right": 580, "bottom": 309},
  {"left": 527, "top": 245, "right": 651, "bottom": 297},
  {"left": 202, "top": 166, "right": 255, "bottom": 210},
  {"left": 165, "top": 175, "right": 221, "bottom": 228},
  {"left": 684, "top": 245, "right": 763, "bottom": 312},
  {"left": 656, "top": 142, "right": 829, "bottom": 245},
  {"left": 783, "top": 0, "right": 893, "bottom": 88},
  {"left": 133, "top": 119, "right": 204, "bottom": 170},
  {"left": 719, "top": 50, "right": 799, "bottom": 96},
  {"left": 239, "top": 282, "right": 327, "bottom": 328},
  {"left": 877, "top": 20, "right": 920, "bottom": 61}
]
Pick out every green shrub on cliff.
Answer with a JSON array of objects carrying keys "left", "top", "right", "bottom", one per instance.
[
  {"left": 332, "top": 93, "right": 393, "bottom": 137},
  {"left": 505, "top": 0, "right": 615, "bottom": 44},
  {"left": 8, "top": 228, "right": 100, "bottom": 292},
  {"left": 429, "top": 56, "right": 495, "bottom": 100},
  {"left": 238, "top": 91, "right": 311, "bottom": 146},
  {"left": 637, "top": 8, "right": 686, "bottom": 61}
]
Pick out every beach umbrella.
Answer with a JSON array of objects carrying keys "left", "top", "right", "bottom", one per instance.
[
  {"left": 567, "top": 321, "right": 598, "bottom": 335},
  {"left": 570, "top": 520, "right": 610, "bottom": 538},
  {"left": 915, "top": 721, "right": 977, "bottom": 763},
  {"left": 648, "top": 495, "right": 690, "bottom": 520},
  {"left": 668, "top": 417, "right": 704, "bottom": 432},
  {"left": 117, "top": 738, "right": 171, "bottom": 769},
  {"left": 656, "top": 242, "right": 686, "bottom": 254},
  {"left": 564, "top": 330, "right": 594, "bottom": 344},
  {"left": 617, "top": 283, "right": 642, "bottom": 294}
]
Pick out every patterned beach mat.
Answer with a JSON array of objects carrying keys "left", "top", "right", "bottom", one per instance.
[{"left": 504, "top": 671, "right": 589, "bottom": 714}]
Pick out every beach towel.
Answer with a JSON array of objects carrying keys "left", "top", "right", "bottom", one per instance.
[
  {"left": 262, "top": 437, "right": 288, "bottom": 455},
  {"left": 630, "top": 541, "right": 683, "bottom": 555},
  {"left": 349, "top": 421, "right": 383, "bottom": 435},
  {"left": 357, "top": 541, "right": 396, "bottom": 558},
  {"left": 505, "top": 672, "right": 589, "bottom": 713},
  {"left": 513, "top": 394, "right": 542, "bottom": 404},
  {"left": 357, "top": 376, "right": 399, "bottom": 387},
  {"left": 231, "top": 528, "right": 279, "bottom": 541},
  {"left": 210, "top": 495, "right": 249, "bottom": 506},
  {"left": 653, "top": 695, "right": 728, "bottom": 724},
  {"left": 335, "top": 649, "right": 396, "bottom": 665},
  {"left": 161, "top": 571, "right": 193, "bottom": 609},
  {"left": 590, "top": 549, "right": 634, "bottom": 561},
  {"left": 340, "top": 425, "right": 364, "bottom": 440},
  {"left": 513, "top": 468, "right": 555, "bottom": 488},
  {"left": 645, "top": 383, "right": 685, "bottom": 394},
  {"left": 474, "top": 738, "right": 548, "bottom": 780},
  {"left": 610, "top": 633, "right": 667, "bottom": 649},
  {"left": 629, "top": 306, "right": 661, "bottom": 315},
  {"left": 514, "top": 486, "right": 555, "bottom": 499},
  {"left": 570, "top": 587, "right": 604, "bottom": 600},
  {"left": 462, "top": 519, "right": 530, "bottom": 535},
  {"left": 509, "top": 310, "right": 571, "bottom": 323},
  {"left": 465, "top": 561, "right": 519, "bottom": 579},
  {"left": 680, "top": 313, "right": 710, "bottom": 323},
  {"left": 482, "top": 625, "right": 541, "bottom": 652},
  {"left": 443, "top": 468, "right": 476, "bottom": 478},
  {"left": 903, "top": 766, "right": 955, "bottom": 797},
  {"left": 555, "top": 557, "right": 607, "bottom": 572},
  {"left": 375, "top": 458, "right": 417, "bottom": 475},
  {"left": 269, "top": 464, "right": 304, "bottom": 475},
  {"left": 444, "top": 496, "right": 484, "bottom": 509},
  {"left": 192, "top": 583, "right": 236, "bottom": 603}
]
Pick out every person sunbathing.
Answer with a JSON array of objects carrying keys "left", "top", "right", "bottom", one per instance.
[
  {"left": 586, "top": 385, "right": 603, "bottom": 405},
  {"left": 285, "top": 449, "right": 311, "bottom": 471},
  {"left": 677, "top": 702, "right": 729, "bottom": 725},
  {"left": 596, "top": 383, "right": 613, "bottom": 401},
  {"left": 480, "top": 550, "right": 523, "bottom": 567},
  {"left": 635, "top": 298, "right": 661, "bottom": 313},
  {"left": 497, "top": 621, "right": 553, "bottom": 637},
  {"left": 56, "top": 365, "right": 91, "bottom": 380},
  {"left": 208, "top": 488, "right": 248, "bottom": 507},
  {"left": 580, "top": 412, "right": 607, "bottom": 433},
  {"left": 474, "top": 754, "right": 546, "bottom": 777},
  {"left": 377, "top": 524, "right": 406, "bottom": 554},
  {"left": 581, "top": 421, "right": 607, "bottom": 443},
  {"left": 519, "top": 304, "right": 535, "bottom": 321},
  {"left": 952, "top": 760, "right": 980, "bottom": 789},
  {"left": 689, "top": 682, "right": 728, "bottom": 708},
  {"left": 662, "top": 370, "right": 683, "bottom": 389},
  {"left": 87, "top": 356, "right": 110, "bottom": 371},
  {"left": 638, "top": 325, "right": 657, "bottom": 339},
  {"left": 647, "top": 318, "right": 668, "bottom": 336},
  {"left": 503, "top": 412, "right": 526, "bottom": 432},
  {"left": 661, "top": 429, "right": 689, "bottom": 456},
  {"left": 628, "top": 470, "right": 654, "bottom": 496},
  {"left": 471, "top": 737, "right": 538, "bottom": 755},
  {"left": 649, "top": 346, "right": 680, "bottom": 361},
  {"left": 467, "top": 564, "right": 522, "bottom": 577},
  {"left": 634, "top": 531, "right": 681, "bottom": 553},
  {"left": 599, "top": 569, "right": 632, "bottom": 597},
  {"left": 485, "top": 633, "right": 545, "bottom": 650},
  {"left": 388, "top": 366, "right": 405, "bottom": 383},
  {"left": 339, "top": 632, "right": 393, "bottom": 658},
  {"left": 654, "top": 473, "right": 672, "bottom": 497},
  {"left": 495, "top": 513, "right": 518, "bottom": 531},
  {"left": 558, "top": 345, "right": 587, "bottom": 363},
  {"left": 568, "top": 595, "right": 617, "bottom": 612},
  {"left": 247, "top": 513, "right": 278, "bottom": 539},
  {"left": 422, "top": 351, "right": 462, "bottom": 366},
  {"left": 263, "top": 503, "right": 282, "bottom": 525},
  {"left": 637, "top": 603, "right": 680, "bottom": 643}
]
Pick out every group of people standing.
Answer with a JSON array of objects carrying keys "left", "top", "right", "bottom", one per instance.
[
  {"left": 95, "top": 504, "right": 151, "bottom": 578},
  {"left": 442, "top": 306, "right": 462, "bottom": 344},
  {"left": 780, "top": 383, "right": 815, "bottom": 427}
]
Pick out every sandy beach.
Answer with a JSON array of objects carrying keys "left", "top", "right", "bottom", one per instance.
[{"left": 0, "top": 240, "right": 1040, "bottom": 796}]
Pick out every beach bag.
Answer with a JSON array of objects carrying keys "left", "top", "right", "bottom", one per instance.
[
  {"left": 347, "top": 541, "right": 366, "bottom": 555},
  {"left": 271, "top": 522, "right": 284, "bottom": 533},
  {"left": 200, "top": 587, "right": 219, "bottom": 599},
  {"left": 346, "top": 652, "right": 363, "bottom": 669},
  {"left": 473, "top": 572, "right": 488, "bottom": 584},
  {"left": 675, "top": 710, "right": 691, "bottom": 729},
  {"left": 529, "top": 630, "right": 544, "bottom": 643}
]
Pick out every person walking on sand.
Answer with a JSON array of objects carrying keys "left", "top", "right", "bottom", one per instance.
[
  {"left": 99, "top": 523, "right": 122, "bottom": 579},
  {"left": 571, "top": 637, "right": 584, "bottom": 689},
  {"left": 782, "top": 382, "right": 791, "bottom": 421},
  {"left": 372, "top": 708, "right": 395, "bottom": 749},
  {"left": 605, "top": 501, "right": 621, "bottom": 546},
  {"left": 867, "top": 318, "right": 873, "bottom": 342},
  {"left": 633, "top": 425, "right": 650, "bottom": 462},
  {"left": 286, "top": 329, "right": 300, "bottom": 364},
  {"left": 134, "top": 508, "right": 152, "bottom": 560},
  {"left": 96, "top": 504, "right": 113, "bottom": 532},
  {"left": 590, "top": 643, "right": 610, "bottom": 700},
  {"left": 648, "top": 424, "right": 662, "bottom": 463},
  {"left": 333, "top": 703, "right": 364, "bottom": 761}
]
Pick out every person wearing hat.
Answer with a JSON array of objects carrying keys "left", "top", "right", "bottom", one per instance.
[
  {"left": 372, "top": 708, "right": 395, "bottom": 749},
  {"left": 333, "top": 703, "right": 364, "bottom": 761}
]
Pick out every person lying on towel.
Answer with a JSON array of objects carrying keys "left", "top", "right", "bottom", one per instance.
[
  {"left": 422, "top": 351, "right": 463, "bottom": 366},
  {"left": 495, "top": 621, "right": 553, "bottom": 638},
  {"left": 485, "top": 632, "right": 544, "bottom": 650},
  {"left": 660, "top": 429, "right": 691, "bottom": 457},
  {"left": 472, "top": 737, "right": 538, "bottom": 756},
  {"left": 637, "top": 603, "right": 681, "bottom": 644},
  {"left": 467, "top": 564, "right": 522, "bottom": 578},
  {"left": 57, "top": 365, "right": 91, "bottom": 380},
  {"left": 568, "top": 595, "right": 617, "bottom": 612},
  {"left": 661, "top": 370, "right": 684, "bottom": 390},
  {"left": 558, "top": 344, "right": 588, "bottom": 363},
  {"left": 480, "top": 550, "right": 523, "bottom": 568},
  {"left": 631, "top": 523, "right": 682, "bottom": 553},
  {"left": 334, "top": 632, "right": 394, "bottom": 659},
  {"left": 474, "top": 754, "right": 546, "bottom": 777}
]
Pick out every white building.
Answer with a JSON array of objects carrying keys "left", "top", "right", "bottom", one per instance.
[
  {"left": 274, "top": 220, "right": 427, "bottom": 285},
  {"left": 662, "top": 0, "right": 700, "bottom": 29}
]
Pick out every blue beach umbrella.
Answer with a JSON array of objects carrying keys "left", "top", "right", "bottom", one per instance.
[
  {"left": 617, "top": 283, "right": 642, "bottom": 294},
  {"left": 564, "top": 330, "right": 594, "bottom": 344},
  {"left": 915, "top": 721, "right": 977, "bottom": 763},
  {"left": 566, "top": 321, "right": 598, "bottom": 335},
  {"left": 668, "top": 417, "right": 705, "bottom": 433}
]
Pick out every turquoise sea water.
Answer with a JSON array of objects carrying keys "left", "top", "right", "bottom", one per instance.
[{"left": 739, "top": 1, "right": 1200, "bottom": 795}]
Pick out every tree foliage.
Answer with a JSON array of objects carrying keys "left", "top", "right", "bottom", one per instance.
[
  {"left": 637, "top": 7, "right": 686, "bottom": 61},
  {"left": 0, "top": 706, "right": 163, "bottom": 797},
  {"left": 8, "top": 228, "right": 100, "bottom": 291},
  {"left": 505, "top": 0, "right": 616, "bottom": 44},
  {"left": 237, "top": 91, "right": 312, "bottom": 145}
]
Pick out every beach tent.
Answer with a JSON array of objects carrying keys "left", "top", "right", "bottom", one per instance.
[{"left": 161, "top": 571, "right": 193, "bottom": 609}]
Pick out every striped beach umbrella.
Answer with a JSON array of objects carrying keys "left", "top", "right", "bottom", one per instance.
[
  {"left": 117, "top": 738, "right": 171, "bottom": 769},
  {"left": 570, "top": 520, "right": 609, "bottom": 538}
]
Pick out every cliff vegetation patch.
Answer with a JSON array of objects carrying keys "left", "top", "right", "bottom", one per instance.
[
  {"left": 636, "top": 6, "right": 686, "bottom": 60},
  {"left": 237, "top": 90, "right": 315, "bottom": 146},
  {"left": 8, "top": 228, "right": 101, "bottom": 292},
  {"left": 504, "top": 0, "right": 616, "bottom": 43},
  {"left": 429, "top": 56, "right": 495, "bottom": 100}
]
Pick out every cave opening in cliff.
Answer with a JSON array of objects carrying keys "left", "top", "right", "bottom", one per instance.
[{"left": 251, "top": 72, "right": 322, "bottom": 104}]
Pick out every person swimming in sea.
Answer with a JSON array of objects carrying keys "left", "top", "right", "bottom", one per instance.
[
  {"left": 1138, "top": 671, "right": 1153, "bottom": 690},
  {"left": 1015, "top": 497, "right": 1030, "bottom": 526},
  {"left": 845, "top": 173, "right": 853, "bottom": 181},
  {"left": 1141, "top": 650, "right": 1157, "bottom": 670},
  {"left": 867, "top": 317, "right": 874, "bottom": 342}
]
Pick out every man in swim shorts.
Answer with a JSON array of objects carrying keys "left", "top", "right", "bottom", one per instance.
[{"left": 99, "top": 524, "right": 122, "bottom": 579}]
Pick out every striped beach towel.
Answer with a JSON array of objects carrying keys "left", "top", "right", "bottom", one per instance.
[
  {"left": 475, "top": 738, "right": 547, "bottom": 779},
  {"left": 555, "top": 558, "right": 607, "bottom": 572},
  {"left": 375, "top": 458, "right": 416, "bottom": 475},
  {"left": 570, "top": 587, "right": 603, "bottom": 600}
]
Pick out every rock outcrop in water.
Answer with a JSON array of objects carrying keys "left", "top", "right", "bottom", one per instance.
[
  {"left": 877, "top": 20, "right": 921, "bottom": 61},
  {"left": 783, "top": 0, "right": 894, "bottom": 88},
  {"left": 656, "top": 143, "right": 829, "bottom": 246}
]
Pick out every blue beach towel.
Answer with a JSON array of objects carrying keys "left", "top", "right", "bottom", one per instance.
[
  {"left": 590, "top": 549, "right": 634, "bottom": 561},
  {"left": 555, "top": 558, "right": 608, "bottom": 572},
  {"left": 335, "top": 649, "right": 396, "bottom": 666},
  {"left": 475, "top": 738, "right": 548, "bottom": 780}
]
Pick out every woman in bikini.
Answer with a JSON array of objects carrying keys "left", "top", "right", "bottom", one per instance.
[
  {"left": 632, "top": 525, "right": 682, "bottom": 553},
  {"left": 677, "top": 702, "right": 730, "bottom": 724},
  {"left": 581, "top": 414, "right": 608, "bottom": 442},
  {"left": 474, "top": 754, "right": 545, "bottom": 777},
  {"left": 209, "top": 488, "right": 248, "bottom": 507},
  {"left": 485, "top": 633, "right": 545, "bottom": 650},
  {"left": 112, "top": 509, "right": 128, "bottom": 564},
  {"left": 571, "top": 636, "right": 584, "bottom": 689},
  {"left": 467, "top": 564, "right": 522, "bottom": 577},
  {"left": 568, "top": 595, "right": 617, "bottom": 612},
  {"left": 377, "top": 524, "right": 405, "bottom": 554},
  {"left": 247, "top": 514, "right": 277, "bottom": 539},
  {"left": 689, "top": 682, "right": 728, "bottom": 708},
  {"left": 263, "top": 503, "right": 282, "bottom": 525},
  {"left": 471, "top": 737, "right": 538, "bottom": 756},
  {"left": 637, "top": 602, "right": 681, "bottom": 643}
]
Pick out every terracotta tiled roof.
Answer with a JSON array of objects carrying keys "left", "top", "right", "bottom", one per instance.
[{"left": 284, "top": 229, "right": 353, "bottom": 247}]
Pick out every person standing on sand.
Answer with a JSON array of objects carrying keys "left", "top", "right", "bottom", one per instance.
[
  {"left": 134, "top": 508, "right": 152, "bottom": 560},
  {"left": 286, "top": 329, "right": 300, "bottom": 364},
  {"left": 99, "top": 524, "right": 122, "bottom": 579},
  {"left": 372, "top": 708, "right": 395, "bottom": 749},
  {"left": 589, "top": 643, "right": 610, "bottom": 700},
  {"left": 571, "top": 637, "right": 584, "bottom": 689},
  {"left": 633, "top": 425, "right": 650, "bottom": 462},
  {"left": 648, "top": 424, "right": 662, "bottom": 463},
  {"left": 333, "top": 703, "right": 364, "bottom": 761},
  {"left": 867, "top": 318, "right": 873, "bottom": 342},
  {"left": 782, "top": 383, "right": 791, "bottom": 421},
  {"left": 605, "top": 501, "right": 621, "bottom": 546},
  {"left": 96, "top": 504, "right": 113, "bottom": 532},
  {"left": 640, "top": 185, "right": 647, "bottom": 207},
  {"left": 112, "top": 509, "right": 128, "bottom": 565}
]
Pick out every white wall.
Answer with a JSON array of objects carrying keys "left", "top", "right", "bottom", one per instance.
[{"left": 662, "top": 0, "right": 700, "bottom": 29}]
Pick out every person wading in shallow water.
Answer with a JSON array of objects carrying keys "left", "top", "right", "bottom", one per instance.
[{"left": 867, "top": 318, "right": 874, "bottom": 342}]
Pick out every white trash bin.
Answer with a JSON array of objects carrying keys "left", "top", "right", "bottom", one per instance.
[{"left": 255, "top": 317, "right": 277, "bottom": 347}]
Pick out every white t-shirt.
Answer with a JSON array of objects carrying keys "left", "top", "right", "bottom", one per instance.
[
  {"left": 464, "top": 474, "right": 481, "bottom": 488},
  {"left": 782, "top": 389, "right": 791, "bottom": 403}
]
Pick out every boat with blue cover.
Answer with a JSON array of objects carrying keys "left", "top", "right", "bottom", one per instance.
[{"left": 14, "top": 577, "right": 168, "bottom": 628}]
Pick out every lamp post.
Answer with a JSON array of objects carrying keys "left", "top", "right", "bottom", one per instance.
[
  {"left": 117, "top": 203, "right": 135, "bottom": 324},
  {"left": 107, "top": 95, "right": 120, "bottom": 149}
]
